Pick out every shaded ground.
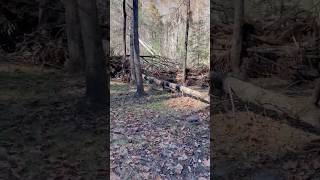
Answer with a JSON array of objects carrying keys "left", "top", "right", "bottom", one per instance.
[
  {"left": 110, "top": 80, "right": 210, "bottom": 179},
  {"left": 0, "top": 62, "right": 107, "bottom": 179},
  {"left": 212, "top": 78, "right": 320, "bottom": 180}
]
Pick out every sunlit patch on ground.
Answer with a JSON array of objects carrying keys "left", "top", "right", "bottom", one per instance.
[{"left": 164, "top": 96, "right": 208, "bottom": 111}]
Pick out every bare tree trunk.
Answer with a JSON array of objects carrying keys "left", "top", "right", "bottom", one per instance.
[
  {"left": 132, "top": 0, "right": 144, "bottom": 96},
  {"left": 38, "top": 0, "right": 50, "bottom": 36},
  {"left": 122, "top": 0, "right": 127, "bottom": 78},
  {"left": 183, "top": 0, "right": 191, "bottom": 85},
  {"left": 230, "top": 0, "right": 244, "bottom": 76},
  {"left": 38, "top": 0, "right": 49, "bottom": 27},
  {"left": 279, "top": 0, "right": 284, "bottom": 17},
  {"left": 129, "top": 29, "right": 136, "bottom": 84},
  {"left": 77, "top": 0, "right": 107, "bottom": 104},
  {"left": 64, "top": 0, "right": 85, "bottom": 74},
  {"left": 312, "top": 78, "right": 320, "bottom": 107}
]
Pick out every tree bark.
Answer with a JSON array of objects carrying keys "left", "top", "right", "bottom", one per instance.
[
  {"left": 122, "top": 0, "right": 127, "bottom": 78},
  {"left": 129, "top": 27, "right": 136, "bottom": 84},
  {"left": 132, "top": 0, "right": 144, "bottom": 96},
  {"left": 64, "top": 0, "right": 85, "bottom": 74},
  {"left": 77, "top": 0, "right": 107, "bottom": 104},
  {"left": 183, "top": 0, "right": 191, "bottom": 85},
  {"left": 230, "top": 0, "right": 244, "bottom": 76},
  {"left": 312, "top": 78, "right": 320, "bottom": 107},
  {"left": 38, "top": 0, "right": 49, "bottom": 27}
]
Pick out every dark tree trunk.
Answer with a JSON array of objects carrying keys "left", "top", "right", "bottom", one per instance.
[
  {"left": 64, "top": 0, "right": 85, "bottom": 74},
  {"left": 129, "top": 29, "right": 136, "bottom": 84},
  {"left": 279, "top": 0, "right": 284, "bottom": 17},
  {"left": 38, "top": 0, "right": 51, "bottom": 36},
  {"left": 38, "top": 0, "right": 49, "bottom": 27},
  {"left": 230, "top": 0, "right": 244, "bottom": 77},
  {"left": 132, "top": 0, "right": 144, "bottom": 96},
  {"left": 312, "top": 78, "right": 320, "bottom": 107},
  {"left": 77, "top": 0, "right": 108, "bottom": 104},
  {"left": 122, "top": 0, "right": 127, "bottom": 77},
  {"left": 183, "top": 0, "right": 191, "bottom": 85}
]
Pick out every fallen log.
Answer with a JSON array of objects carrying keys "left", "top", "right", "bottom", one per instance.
[
  {"left": 142, "top": 74, "right": 209, "bottom": 103},
  {"left": 223, "top": 77, "right": 320, "bottom": 129}
]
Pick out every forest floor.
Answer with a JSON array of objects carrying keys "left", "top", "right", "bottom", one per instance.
[
  {"left": 110, "top": 80, "right": 210, "bottom": 179},
  {"left": 0, "top": 62, "right": 108, "bottom": 179},
  {"left": 212, "top": 78, "right": 320, "bottom": 180}
]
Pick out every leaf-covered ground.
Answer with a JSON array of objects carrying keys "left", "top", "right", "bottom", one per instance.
[
  {"left": 212, "top": 103, "right": 320, "bottom": 179},
  {"left": 110, "top": 80, "right": 210, "bottom": 179},
  {"left": 0, "top": 62, "right": 108, "bottom": 179}
]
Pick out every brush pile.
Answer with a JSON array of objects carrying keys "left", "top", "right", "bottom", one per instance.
[{"left": 213, "top": 10, "right": 320, "bottom": 80}]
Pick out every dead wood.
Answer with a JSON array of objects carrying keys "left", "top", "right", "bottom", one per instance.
[
  {"left": 142, "top": 74, "right": 209, "bottom": 103},
  {"left": 223, "top": 76, "right": 320, "bottom": 129}
]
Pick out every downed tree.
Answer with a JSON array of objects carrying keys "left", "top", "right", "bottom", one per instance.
[
  {"left": 142, "top": 74, "right": 209, "bottom": 103},
  {"left": 223, "top": 76, "right": 320, "bottom": 129}
]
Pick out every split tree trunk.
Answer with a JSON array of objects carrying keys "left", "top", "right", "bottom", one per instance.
[
  {"left": 77, "top": 0, "right": 108, "bottom": 104},
  {"left": 64, "top": 0, "right": 85, "bottom": 74}
]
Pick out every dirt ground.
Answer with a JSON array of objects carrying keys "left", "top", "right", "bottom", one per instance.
[{"left": 0, "top": 62, "right": 108, "bottom": 179}]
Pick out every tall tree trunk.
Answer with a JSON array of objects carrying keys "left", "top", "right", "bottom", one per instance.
[
  {"left": 230, "top": 0, "right": 244, "bottom": 76},
  {"left": 38, "top": 0, "right": 49, "bottom": 27},
  {"left": 312, "top": 78, "right": 320, "bottom": 107},
  {"left": 122, "top": 0, "right": 127, "bottom": 78},
  {"left": 279, "top": 0, "right": 284, "bottom": 17},
  {"left": 129, "top": 28, "right": 136, "bottom": 84},
  {"left": 38, "top": 0, "right": 50, "bottom": 35},
  {"left": 64, "top": 0, "right": 85, "bottom": 74},
  {"left": 183, "top": 0, "right": 191, "bottom": 85},
  {"left": 77, "top": 0, "right": 107, "bottom": 104},
  {"left": 132, "top": 0, "right": 144, "bottom": 96}
]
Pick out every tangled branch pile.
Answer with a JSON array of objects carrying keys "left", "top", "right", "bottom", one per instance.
[
  {"left": 0, "top": 0, "right": 67, "bottom": 67},
  {"left": 213, "top": 9, "right": 320, "bottom": 80}
]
